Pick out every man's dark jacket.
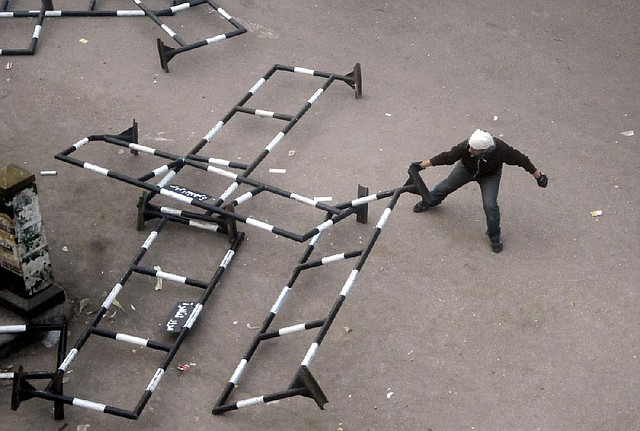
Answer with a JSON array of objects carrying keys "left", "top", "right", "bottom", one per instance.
[{"left": 429, "top": 137, "right": 537, "bottom": 178}]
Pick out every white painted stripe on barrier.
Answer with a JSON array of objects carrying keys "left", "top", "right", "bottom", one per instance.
[
  {"left": 115, "top": 333, "right": 148, "bottom": 346},
  {"left": 340, "top": 270, "right": 359, "bottom": 297},
  {"left": 170, "top": 3, "right": 190, "bottom": 13},
  {"left": 351, "top": 194, "right": 377, "bottom": 206},
  {"left": 146, "top": 368, "right": 164, "bottom": 392},
  {"left": 309, "top": 232, "right": 322, "bottom": 247},
  {"left": 160, "top": 188, "right": 193, "bottom": 204},
  {"left": 142, "top": 231, "right": 158, "bottom": 249},
  {"left": 33, "top": 25, "right": 42, "bottom": 39},
  {"left": 217, "top": 8, "right": 232, "bottom": 20},
  {"left": 45, "top": 11, "right": 62, "bottom": 17},
  {"left": 117, "top": 10, "right": 145, "bottom": 16},
  {"left": 293, "top": 67, "right": 315, "bottom": 76},
  {"left": 255, "top": 109, "right": 275, "bottom": 118},
  {"left": 73, "top": 398, "right": 107, "bottom": 412},
  {"left": 0, "top": 325, "right": 27, "bottom": 333},
  {"left": 322, "top": 253, "right": 345, "bottom": 265},
  {"left": 246, "top": 218, "right": 275, "bottom": 232},
  {"left": 301, "top": 342, "right": 319, "bottom": 367},
  {"left": 184, "top": 303, "right": 203, "bottom": 329},
  {"left": 73, "top": 137, "right": 89, "bottom": 149},
  {"left": 219, "top": 182, "right": 239, "bottom": 203},
  {"left": 160, "top": 24, "right": 176, "bottom": 38},
  {"left": 83, "top": 162, "right": 109, "bottom": 176},
  {"left": 314, "top": 196, "right": 333, "bottom": 202},
  {"left": 157, "top": 170, "right": 177, "bottom": 188},
  {"left": 249, "top": 78, "right": 266, "bottom": 94},
  {"left": 102, "top": 283, "right": 123, "bottom": 309},
  {"left": 189, "top": 220, "right": 220, "bottom": 232},
  {"left": 234, "top": 191, "right": 254, "bottom": 205},
  {"left": 204, "top": 121, "right": 224, "bottom": 142},
  {"left": 279, "top": 323, "right": 306, "bottom": 336},
  {"left": 308, "top": 88, "right": 324, "bottom": 105},
  {"left": 206, "top": 165, "right": 238, "bottom": 180},
  {"left": 129, "top": 143, "right": 156, "bottom": 154},
  {"left": 270, "top": 286, "right": 290, "bottom": 314},
  {"left": 207, "top": 157, "right": 231, "bottom": 167},
  {"left": 206, "top": 34, "right": 226, "bottom": 44},
  {"left": 376, "top": 207, "right": 392, "bottom": 229},
  {"left": 265, "top": 132, "right": 285, "bottom": 152},
  {"left": 155, "top": 270, "right": 187, "bottom": 284},
  {"left": 160, "top": 206, "right": 182, "bottom": 216},
  {"left": 0, "top": 12, "right": 13, "bottom": 17},
  {"left": 221, "top": 250, "right": 235, "bottom": 268},
  {"left": 0, "top": 372, "right": 14, "bottom": 379},
  {"left": 59, "top": 348, "right": 79, "bottom": 372},
  {"left": 236, "top": 396, "right": 265, "bottom": 409},
  {"left": 316, "top": 219, "right": 334, "bottom": 233},
  {"left": 152, "top": 165, "right": 169, "bottom": 177},
  {"left": 290, "top": 193, "right": 316, "bottom": 206},
  {"left": 230, "top": 359, "right": 248, "bottom": 384}
]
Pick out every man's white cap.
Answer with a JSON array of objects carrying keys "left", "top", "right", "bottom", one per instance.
[{"left": 468, "top": 129, "right": 494, "bottom": 150}]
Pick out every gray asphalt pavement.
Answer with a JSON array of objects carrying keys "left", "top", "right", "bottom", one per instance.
[{"left": 1, "top": 1, "right": 639, "bottom": 430}]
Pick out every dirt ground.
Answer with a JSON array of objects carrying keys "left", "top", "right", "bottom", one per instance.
[{"left": 1, "top": 1, "right": 639, "bottom": 430}]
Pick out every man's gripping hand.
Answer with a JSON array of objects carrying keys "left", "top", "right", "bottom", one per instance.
[{"left": 409, "top": 161, "right": 424, "bottom": 171}]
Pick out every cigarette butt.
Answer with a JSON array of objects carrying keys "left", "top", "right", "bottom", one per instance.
[
  {"left": 590, "top": 210, "right": 603, "bottom": 217},
  {"left": 5, "top": 62, "right": 13, "bottom": 70},
  {"left": 268, "top": 168, "right": 286, "bottom": 174},
  {"left": 40, "top": 171, "right": 57, "bottom": 176}
]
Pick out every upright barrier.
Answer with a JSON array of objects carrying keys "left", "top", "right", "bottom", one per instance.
[
  {"left": 0, "top": 322, "right": 68, "bottom": 419},
  {"left": 0, "top": 0, "right": 246, "bottom": 72}
]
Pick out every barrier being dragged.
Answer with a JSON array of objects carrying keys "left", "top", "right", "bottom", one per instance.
[
  {"left": 0, "top": 0, "right": 246, "bottom": 72},
  {"left": 6, "top": 62, "right": 430, "bottom": 419}
]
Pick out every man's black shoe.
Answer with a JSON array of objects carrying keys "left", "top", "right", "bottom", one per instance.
[
  {"left": 491, "top": 239, "right": 503, "bottom": 253},
  {"left": 413, "top": 201, "right": 431, "bottom": 213}
]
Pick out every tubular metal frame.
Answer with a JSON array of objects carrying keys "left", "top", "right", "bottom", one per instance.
[
  {"left": 0, "top": 0, "right": 246, "bottom": 72},
  {"left": 5, "top": 62, "right": 431, "bottom": 419}
]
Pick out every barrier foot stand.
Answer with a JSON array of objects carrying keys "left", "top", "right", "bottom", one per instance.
[
  {"left": 106, "top": 119, "right": 140, "bottom": 155},
  {"left": 345, "top": 63, "right": 363, "bottom": 99},
  {"left": 136, "top": 191, "right": 152, "bottom": 231},
  {"left": 48, "top": 372, "right": 65, "bottom": 420},
  {"left": 224, "top": 204, "right": 238, "bottom": 244},
  {"left": 289, "top": 366, "right": 328, "bottom": 410},
  {"left": 157, "top": 39, "right": 175, "bottom": 73},
  {"left": 356, "top": 184, "right": 369, "bottom": 224},
  {"left": 405, "top": 166, "right": 432, "bottom": 204},
  {"left": 11, "top": 366, "right": 36, "bottom": 412}
]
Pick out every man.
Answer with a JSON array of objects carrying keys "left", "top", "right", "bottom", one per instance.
[{"left": 410, "top": 129, "right": 547, "bottom": 253}]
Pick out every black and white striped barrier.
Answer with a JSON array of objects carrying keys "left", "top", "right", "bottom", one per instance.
[
  {"left": 0, "top": 0, "right": 47, "bottom": 56},
  {"left": 0, "top": 0, "right": 246, "bottom": 72},
  {"left": 0, "top": 322, "right": 68, "bottom": 419},
  {"left": 212, "top": 188, "right": 404, "bottom": 414},
  {"left": 55, "top": 64, "right": 363, "bottom": 243},
  {"left": 8, "top": 218, "right": 244, "bottom": 420},
  {"left": 27, "top": 62, "right": 427, "bottom": 420}
]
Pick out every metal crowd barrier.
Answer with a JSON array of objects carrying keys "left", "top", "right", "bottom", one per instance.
[
  {"left": 0, "top": 0, "right": 246, "bottom": 71},
  {"left": 5, "top": 62, "right": 430, "bottom": 419}
]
